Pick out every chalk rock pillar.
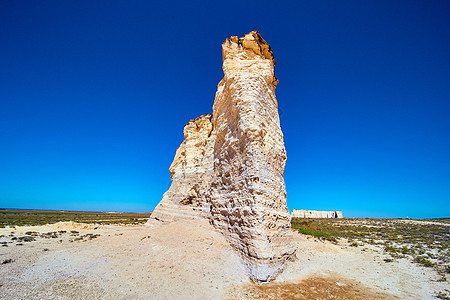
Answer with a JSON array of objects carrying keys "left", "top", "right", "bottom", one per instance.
[
  {"left": 148, "top": 31, "right": 295, "bottom": 282},
  {"left": 208, "top": 31, "right": 295, "bottom": 282}
]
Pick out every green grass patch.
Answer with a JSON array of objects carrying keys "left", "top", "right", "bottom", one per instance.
[{"left": 291, "top": 219, "right": 341, "bottom": 242}]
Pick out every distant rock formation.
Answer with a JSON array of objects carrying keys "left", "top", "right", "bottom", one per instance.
[
  {"left": 148, "top": 31, "right": 294, "bottom": 282},
  {"left": 291, "top": 209, "right": 343, "bottom": 219}
]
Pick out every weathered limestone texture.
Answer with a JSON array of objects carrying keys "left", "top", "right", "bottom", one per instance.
[
  {"left": 291, "top": 209, "right": 344, "bottom": 218},
  {"left": 148, "top": 31, "right": 294, "bottom": 282},
  {"left": 150, "top": 114, "right": 214, "bottom": 222},
  {"left": 208, "top": 31, "right": 294, "bottom": 282}
]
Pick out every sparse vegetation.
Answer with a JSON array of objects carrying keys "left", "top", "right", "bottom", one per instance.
[
  {"left": 40, "top": 232, "right": 59, "bottom": 239},
  {"left": 17, "top": 236, "right": 35, "bottom": 242},
  {"left": 86, "top": 233, "right": 100, "bottom": 240},
  {"left": 436, "top": 291, "right": 450, "bottom": 300},
  {"left": 1, "top": 259, "right": 14, "bottom": 264},
  {"left": 291, "top": 218, "right": 450, "bottom": 282},
  {"left": 0, "top": 209, "right": 151, "bottom": 227},
  {"left": 0, "top": 209, "right": 131, "bottom": 255},
  {"left": 290, "top": 219, "right": 339, "bottom": 242},
  {"left": 414, "top": 256, "right": 434, "bottom": 268},
  {"left": 71, "top": 234, "right": 100, "bottom": 242}
]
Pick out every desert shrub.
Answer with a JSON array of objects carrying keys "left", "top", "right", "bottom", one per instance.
[
  {"left": 2, "top": 259, "right": 14, "bottom": 264},
  {"left": 436, "top": 269, "right": 447, "bottom": 282},
  {"left": 18, "top": 236, "right": 35, "bottom": 242},
  {"left": 40, "top": 232, "right": 58, "bottom": 239},
  {"left": 414, "top": 256, "right": 434, "bottom": 268},
  {"left": 87, "top": 234, "right": 100, "bottom": 240},
  {"left": 384, "top": 245, "right": 397, "bottom": 254},
  {"left": 436, "top": 291, "right": 450, "bottom": 300}
]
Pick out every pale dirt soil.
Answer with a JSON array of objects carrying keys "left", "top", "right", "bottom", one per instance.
[{"left": 0, "top": 219, "right": 448, "bottom": 299}]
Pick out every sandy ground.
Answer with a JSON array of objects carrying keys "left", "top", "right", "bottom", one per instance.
[{"left": 0, "top": 220, "right": 448, "bottom": 299}]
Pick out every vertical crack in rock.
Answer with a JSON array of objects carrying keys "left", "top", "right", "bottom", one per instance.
[{"left": 147, "top": 31, "right": 295, "bottom": 282}]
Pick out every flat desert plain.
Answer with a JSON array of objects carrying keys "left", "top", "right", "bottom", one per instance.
[{"left": 0, "top": 217, "right": 449, "bottom": 299}]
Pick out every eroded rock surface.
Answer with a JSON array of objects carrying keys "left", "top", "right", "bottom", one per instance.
[
  {"left": 148, "top": 31, "right": 294, "bottom": 282},
  {"left": 150, "top": 114, "right": 214, "bottom": 222},
  {"left": 208, "top": 31, "right": 294, "bottom": 282},
  {"left": 291, "top": 209, "right": 344, "bottom": 218}
]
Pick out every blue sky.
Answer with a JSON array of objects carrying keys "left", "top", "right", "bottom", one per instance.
[{"left": 1, "top": 1, "right": 449, "bottom": 218}]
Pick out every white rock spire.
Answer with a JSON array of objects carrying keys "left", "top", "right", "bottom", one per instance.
[{"left": 148, "top": 31, "right": 295, "bottom": 282}]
